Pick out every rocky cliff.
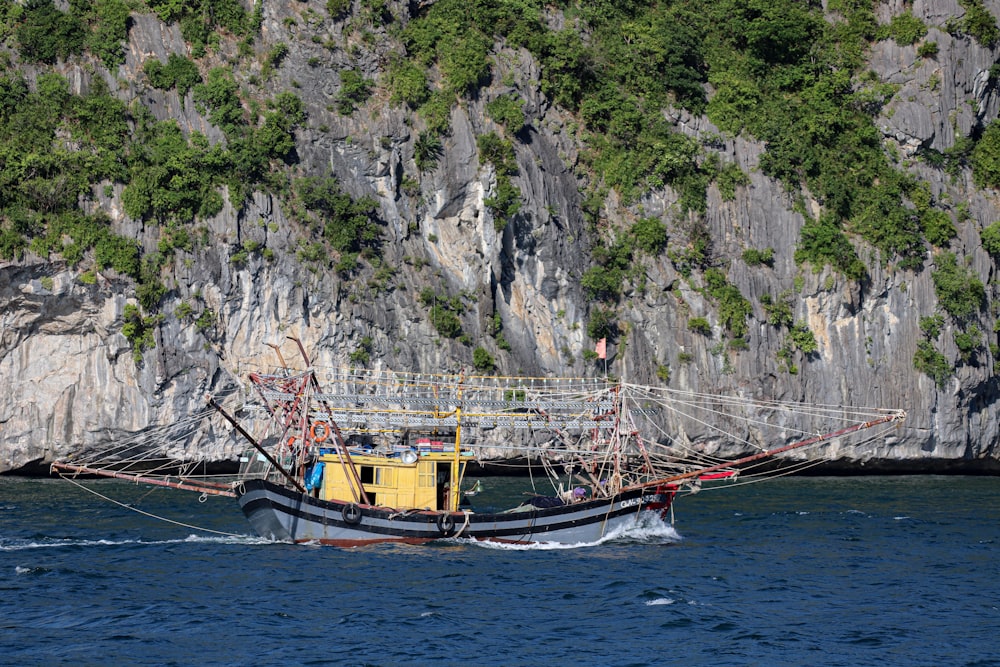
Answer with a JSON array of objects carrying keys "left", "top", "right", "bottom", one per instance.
[{"left": 2, "top": 0, "right": 1000, "bottom": 474}]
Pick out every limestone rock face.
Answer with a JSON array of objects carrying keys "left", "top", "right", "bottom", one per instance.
[{"left": 3, "top": 1, "right": 1000, "bottom": 473}]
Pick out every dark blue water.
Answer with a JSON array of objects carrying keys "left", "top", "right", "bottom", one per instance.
[{"left": 2, "top": 475, "right": 998, "bottom": 666}]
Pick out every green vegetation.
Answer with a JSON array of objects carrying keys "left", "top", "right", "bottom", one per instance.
[
  {"left": 950, "top": 0, "right": 999, "bottom": 46},
  {"left": 954, "top": 325, "right": 981, "bottom": 364},
  {"left": 878, "top": 11, "right": 927, "bottom": 46},
  {"left": 473, "top": 346, "right": 496, "bottom": 372},
  {"left": 486, "top": 94, "right": 525, "bottom": 132},
  {"left": 419, "top": 288, "right": 464, "bottom": 339},
  {"left": 121, "top": 303, "right": 158, "bottom": 364},
  {"left": 981, "top": 220, "right": 1000, "bottom": 256},
  {"left": 144, "top": 54, "right": 202, "bottom": 97},
  {"left": 688, "top": 317, "right": 712, "bottom": 335},
  {"left": 930, "top": 251, "right": 985, "bottom": 320},
  {"left": 414, "top": 132, "right": 443, "bottom": 173},
  {"left": 631, "top": 217, "right": 668, "bottom": 256},
  {"left": 789, "top": 322, "right": 818, "bottom": 354},
  {"left": 914, "top": 340, "right": 950, "bottom": 386},
  {"left": 337, "top": 70, "right": 373, "bottom": 115},
  {"left": 477, "top": 132, "right": 521, "bottom": 230},
  {"left": 350, "top": 336, "right": 373, "bottom": 365},
  {"left": 972, "top": 121, "right": 1000, "bottom": 189},
  {"left": 704, "top": 268, "right": 751, "bottom": 339},
  {"left": 914, "top": 314, "right": 951, "bottom": 387},
  {"left": 293, "top": 176, "right": 381, "bottom": 257},
  {"left": 742, "top": 247, "right": 774, "bottom": 267},
  {"left": 760, "top": 292, "right": 793, "bottom": 328},
  {"left": 5, "top": 0, "right": 1000, "bottom": 386}
]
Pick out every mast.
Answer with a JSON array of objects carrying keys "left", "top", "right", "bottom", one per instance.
[{"left": 450, "top": 372, "right": 464, "bottom": 512}]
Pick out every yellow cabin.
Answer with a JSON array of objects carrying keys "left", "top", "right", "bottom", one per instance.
[{"left": 318, "top": 450, "right": 472, "bottom": 511}]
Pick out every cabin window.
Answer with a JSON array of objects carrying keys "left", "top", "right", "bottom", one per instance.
[
  {"left": 418, "top": 463, "right": 434, "bottom": 487},
  {"left": 359, "top": 466, "right": 374, "bottom": 484},
  {"left": 374, "top": 467, "right": 394, "bottom": 486}
]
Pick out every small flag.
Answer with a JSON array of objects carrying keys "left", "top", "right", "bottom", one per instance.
[{"left": 595, "top": 338, "right": 607, "bottom": 359}]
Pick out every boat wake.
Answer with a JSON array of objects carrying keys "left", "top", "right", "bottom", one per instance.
[
  {"left": 0, "top": 533, "right": 272, "bottom": 552},
  {"left": 460, "top": 512, "right": 683, "bottom": 551}
]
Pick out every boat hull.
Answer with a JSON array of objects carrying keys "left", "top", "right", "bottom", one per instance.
[{"left": 236, "top": 479, "right": 674, "bottom": 546}]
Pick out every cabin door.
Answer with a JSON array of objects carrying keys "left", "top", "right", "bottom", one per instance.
[{"left": 435, "top": 462, "right": 451, "bottom": 511}]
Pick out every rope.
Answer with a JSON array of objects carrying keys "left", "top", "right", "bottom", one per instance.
[{"left": 59, "top": 475, "right": 245, "bottom": 538}]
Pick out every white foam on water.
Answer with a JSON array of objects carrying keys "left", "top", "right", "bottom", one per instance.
[
  {"left": 0, "top": 533, "right": 269, "bottom": 551},
  {"left": 645, "top": 597, "right": 675, "bottom": 606},
  {"left": 15, "top": 565, "right": 33, "bottom": 575},
  {"left": 456, "top": 512, "right": 682, "bottom": 551}
]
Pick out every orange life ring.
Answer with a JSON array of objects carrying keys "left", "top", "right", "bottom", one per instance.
[{"left": 310, "top": 421, "right": 330, "bottom": 443}]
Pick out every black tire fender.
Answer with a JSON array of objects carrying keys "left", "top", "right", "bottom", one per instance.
[
  {"left": 436, "top": 512, "right": 456, "bottom": 536},
  {"left": 342, "top": 503, "right": 362, "bottom": 525}
]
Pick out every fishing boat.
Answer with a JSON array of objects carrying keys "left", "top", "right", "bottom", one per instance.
[{"left": 52, "top": 341, "right": 905, "bottom": 547}]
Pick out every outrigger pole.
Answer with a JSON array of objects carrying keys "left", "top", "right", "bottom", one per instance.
[
  {"left": 207, "top": 395, "right": 307, "bottom": 493},
  {"left": 629, "top": 410, "right": 906, "bottom": 492},
  {"left": 50, "top": 461, "right": 237, "bottom": 497}
]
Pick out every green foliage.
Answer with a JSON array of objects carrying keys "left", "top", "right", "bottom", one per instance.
[
  {"left": 952, "top": 0, "right": 999, "bottom": 46},
  {"left": 193, "top": 67, "right": 245, "bottom": 137},
  {"left": 327, "top": 0, "right": 351, "bottom": 19},
  {"left": 980, "top": 221, "right": 1000, "bottom": 256},
  {"left": 742, "top": 247, "right": 774, "bottom": 267},
  {"left": 919, "top": 314, "right": 944, "bottom": 339},
  {"left": 972, "top": 121, "right": 1000, "bottom": 189},
  {"left": 16, "top": 0, "right": 85, "bottom": 63},
  {"left": 294, "top": 176, "right": 382, "bottom": 254},
  {"left": 789, "top": 322, "right": 817, "bottom": 354},
  {"left": 194, "top": 308, "right": 215, "bottom": 332},
  {"left": 630, "top": 217, "right": 668, "bottom": 256},
  {"left": 337, "top": 70, "right": 373, "bottom": 114},
  {"left": 581, "top": 236, "right": 634, "bottom": 302},
  {"left": 931, "top": 251, "right": 985, "bottom": 320},
  {"left": 656, "top": 364, "right": 670, "bottom": 383},
  {"left": 688, "top": 317, "right": 712, "bottom": 335},
  {"left": 486, "top": 94, "right": 525, "bottom": 131},
  {"left": 417, "top": 90, "right": 453, "bottom": 136},
  {"left": 954, "top": 325, "right": 981, "bottom": 364},
  {"left": 716, "top": 161, "right": 750, "bottom": 201},
  {"left": 913, "top": 339, "right": 951, "bottom": 387},
  {"left": 704, "top": 268, "right": 751, "bottom": 338},
  {"left": 350, "top": 337, "right": 373, "bottom": 366},
  {"left": 795, "top": 214, "right": 866, "bottom": 280},
  {"left": 761, "top": 292, "right": 793, "bottom": 327},
  {"left": 84, "top": 0, "right": 132, "bottom": 68},
  {"left": 917, "top": 41, "right": 939, "bottom": 58},
  {"left": 472, "top": 346, "right": 496, "bottom": 372},
  {"left": 414, "top": 132, "right": 443, "bottom": 172},
  {"left": 148, "top": 0, "right": 254, "bottom": 56},
  {"left": 477, "top": 133, "right": 521, "bottom": 228},
  {"left": 144, "top": 54, "right": 202, "bottom": 97},
  {"left": 122, "top": 120, "right": 228, "bottom": 223},
  {"left": 586, "top": 307, "right": 618, "bottom": 342},
  {"left": 878, "top": 11, "right": 927, "bottom": 46},
  {"left": 921, "top": 208, "right": 957, "bottom": 247},
  {"left": 668, "top": 219, "right": 712, "bottom": 278},
  {"left": 430, "top": 303, "right": 463, "bottom": 338},
  {"left": 387, "top": 59, "right": 429, "bottom": 108},
  {"left": 121, "top": 303, "right": 157, "bottom": 364}
]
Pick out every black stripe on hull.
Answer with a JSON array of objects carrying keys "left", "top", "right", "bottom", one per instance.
[{"left": 237, "top": 479, "right": 673, "bottom": 544}]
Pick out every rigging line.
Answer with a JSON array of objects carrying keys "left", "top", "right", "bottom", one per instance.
[
  {"left": 623, "top": 389, "right": 895, "bottom": 429},
  {"left": 620, "top": 381, "right": 897, "bottom": 416},
  {"left": 58, "top": 474, "right": 245, "bottom": 538}
]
